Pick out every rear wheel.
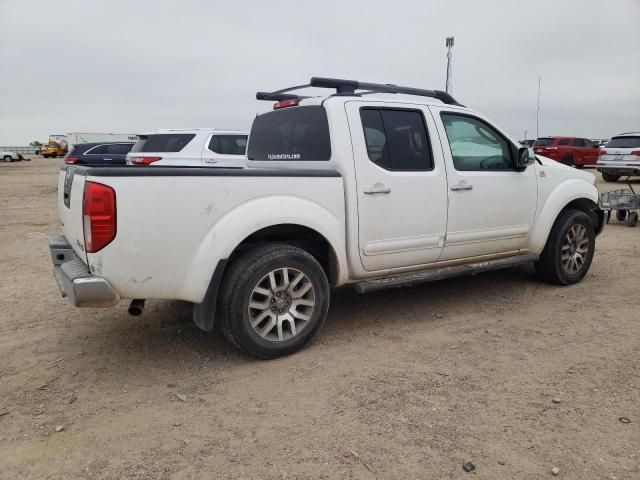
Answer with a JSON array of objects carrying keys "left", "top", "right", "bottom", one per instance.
[
  {"left": 220, "top": 243, "right": 330, "bottom": 359},
  {"left": 535, "top": 209, "right": 595, "bottom": 285},
  {"left": 562, "top": 155, "right": 574, "bottom": 166},
  {"left": 51, "top": 153, "right": 57, "bottom": 159},
  {"left": 602, "top": 172, "right": 620, "bottom": 182},
  {"left": 43, "top": 154, "right": 49, "bottom": 158}
]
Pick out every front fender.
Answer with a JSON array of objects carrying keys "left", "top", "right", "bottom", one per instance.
[
  {"left": 183, "top": 195, "right": 347, "bottom": 303},
  {"left": 529, "top": 179, "right": 599, "bottom": 254}
]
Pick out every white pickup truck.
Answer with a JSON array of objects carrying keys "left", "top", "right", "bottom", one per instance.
[{"left": 50, "top": 77, "right": 604, "bottom": 358}]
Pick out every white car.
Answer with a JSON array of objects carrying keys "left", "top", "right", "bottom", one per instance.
[
  {"left": 50, "top": 76, "right": 604, "bottom": 358},
  {"left": 596, "top": 132, "right": 640, "bottom": 181},
  {"left": 126, "top": 128, "right": 248, "bottom": 167},
  {"left": 1, "top": 149, "right": 20, "bottom": 162}
]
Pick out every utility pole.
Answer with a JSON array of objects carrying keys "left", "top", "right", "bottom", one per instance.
[
  {"left": 536, "top": 76, "right": 542, "bottom": 139},
  {"left": 445, "top": 36, "right": 454, "bottom": 94}
]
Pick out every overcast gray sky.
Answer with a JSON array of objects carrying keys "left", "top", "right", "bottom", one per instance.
[{"left": 1, "top": 0, "right": 638, "bottom": 145}]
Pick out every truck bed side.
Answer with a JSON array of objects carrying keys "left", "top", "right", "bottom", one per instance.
[{"left": 59, "top": 166, "right": 346, "bottom": 303}]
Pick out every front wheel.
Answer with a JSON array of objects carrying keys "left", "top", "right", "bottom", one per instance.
[
  {"left": 51, "top": 153, "right": 57, "bottom": 159},
  {"left": 562, "top": 155, "right": 574, "bottom": 166},
  {"left": 220, "top": 243, "right": 330, "bottom": 358},
  {"left": 602, "top": 172, "right": 620, "bottom": 182},
  {"left": 3, "top": 155, "right": 11, "bottom": 163},
  {"left": 535, "top": 209, "right": 595, "bottom": 285}
]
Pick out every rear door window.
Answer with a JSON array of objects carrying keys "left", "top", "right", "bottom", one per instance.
[
  {"left": 572, "top": 138, "right": 586, "bottom": 147},
  {"left": 605, "top": 136, "right": 640, "bottom": 148},
  {"left": 558, "top": 138, "right": 570, "bottom": 146},
  {"left": 208, "top": 135, "right": 247, "bottom": 155},
  {"left": 130, "top": 134, "right": 195, "bottom": 153},
  {"left": 360, "top": 108, "right": 433, "bottom": 171},
  {"left": 106, "top": 143, "right": 133, "bottom": 155},
  {"left": 247, "top": 106, "right": 331, "bottom": 161},
  {"left": 86, "top": 144, "right": 109, "bottom": 155}
]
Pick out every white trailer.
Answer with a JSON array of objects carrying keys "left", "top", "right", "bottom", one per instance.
[{"left": 64, "top": 132, "right": 138, "bottom": 150}]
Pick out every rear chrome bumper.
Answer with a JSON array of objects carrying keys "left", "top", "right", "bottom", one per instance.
[
  {"left": 596, "top": 162, "right": 640, "bottom": 176},
  {"left": 49, "top": 235, "right": 120, "bottom": 307}
]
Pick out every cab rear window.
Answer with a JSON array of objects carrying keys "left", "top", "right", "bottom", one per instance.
[
  {"left": 130, "top": 134, "right": 195, "bottom": 153},
  {"left": 605, "top": 136, "right": 640, "bottom": 148},
  {"left": 247, "top": 106, "right": 331, "bottom": 161}
]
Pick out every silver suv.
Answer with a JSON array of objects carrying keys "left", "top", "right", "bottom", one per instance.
[{"left": 597, "top": 132, "right": 640, "bottom": 182}]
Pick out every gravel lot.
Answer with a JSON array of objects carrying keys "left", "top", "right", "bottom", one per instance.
[{"left": 1, "top": 157, "right": 638, "bottom": 479}]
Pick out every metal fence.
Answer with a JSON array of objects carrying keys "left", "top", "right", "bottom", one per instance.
[{"left": 0, "top": 146, "right": 40, "bottom": 154}]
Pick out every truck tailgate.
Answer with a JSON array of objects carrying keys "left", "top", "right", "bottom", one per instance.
[{"left": 57, "top": 167, "right": 88, "bottom": 262}]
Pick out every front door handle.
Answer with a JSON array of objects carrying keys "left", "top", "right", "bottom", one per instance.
[
  {"left": 450, "top": 183, "right": 473, "bottom": 191},
  {"left": 204, "top": 159, "right": 218, "bottom": 164},
  {"left": 364, "top": 184, "right": 391, "bottom": 195}
]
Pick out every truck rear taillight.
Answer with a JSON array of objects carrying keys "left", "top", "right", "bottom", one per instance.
[
  {"left": 83, "top": 181, "right": 116, "bottom": 253},
  {"left": 130, "top": 156, "right": 162, "bottom": 165},
  {"left": 65, "top": 156, "right": 79, "bottom": 164},
  {"left": 631, "top": 151, "right": 640, "bottom": 156}
]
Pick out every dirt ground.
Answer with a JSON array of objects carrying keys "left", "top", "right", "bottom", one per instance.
[{"left": 0, "top": 157, "right": 638, "bottom": 480}]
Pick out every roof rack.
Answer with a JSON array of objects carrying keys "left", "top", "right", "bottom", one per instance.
[{"left": 256, "top": 76, "right": 463, "bottom": 106}]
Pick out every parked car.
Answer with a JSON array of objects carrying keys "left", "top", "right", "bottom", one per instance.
[
  {"left": 126, "top": 129, "right": 248, "bottom": 167},
  {"left": 49, "top": 76, "right": 604, "bottom": 358},
  {"left": 519, "top": 139, "right": 535, "bottom": 147},
  {"left": 596, "top": 132, "right": 640, "bottom": 182},
  {"left": 64, "top": 142, "right": 135, "bottom": 166},
  {"left": 1, "top": 149, "right": 21, "bottom": 162},
  {"left": 533, "top": 136, "right": 600, "bottom": 167}
]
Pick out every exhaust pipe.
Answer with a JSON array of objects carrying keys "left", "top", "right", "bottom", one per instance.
[{"left": 128, "top": 299, "right": 145, "bottom": 316}]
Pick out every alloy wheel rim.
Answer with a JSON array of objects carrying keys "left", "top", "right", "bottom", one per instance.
[
  {"left": 561, "top": 224, "right": 589, "bottom": 274},
  {"left": 248, "top": 267, "right": 315, "bottom": 342}
]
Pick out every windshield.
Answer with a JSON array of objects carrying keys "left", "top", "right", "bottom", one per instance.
[
  {"left": 605, "top": 136, "right": 640, "bottom": 149},
  {"left": 534, "top": 138, "right": 556, "bottom": 147}
]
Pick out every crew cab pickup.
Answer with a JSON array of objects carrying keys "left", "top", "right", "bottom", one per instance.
[{"left": 50, "top": 77, "right": 605, "bottom": 358}]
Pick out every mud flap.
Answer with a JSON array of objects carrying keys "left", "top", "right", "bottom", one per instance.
[{"left": 192, "top": 260, "right": 227, "bottom": 331}]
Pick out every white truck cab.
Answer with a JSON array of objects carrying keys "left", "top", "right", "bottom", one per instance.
[
  {"left": 50, "top": 77, "right": 605, "bottom": 358},
  {"left": 126, "top": 128, "right": 248, "bottom": 167}
]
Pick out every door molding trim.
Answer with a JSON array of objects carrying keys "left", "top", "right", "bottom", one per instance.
[{"left": 363, "top": 233, "right": 444, "bottom": 256}]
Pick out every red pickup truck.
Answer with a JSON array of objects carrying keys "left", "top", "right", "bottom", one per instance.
[{"left": 533, "top": 136, "right": 600, "bottom": 168}]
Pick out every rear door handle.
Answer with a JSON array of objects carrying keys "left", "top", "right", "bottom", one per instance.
[
  {"left": 204, "top": 159, "right": 218, "bottom": 164},
  {"left": 103, "top": 158, "right": 112, "bottom": 161},
  {"left": 450, "top": 183, "right": 473, "bottom": 191},
  {"left": 364, "top": 184, "right": 391, "bottom": 194}
]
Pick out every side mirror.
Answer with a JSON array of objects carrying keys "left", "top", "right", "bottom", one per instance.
[{"left": 515, "top": 146, "right": 533, "bottom": 170}]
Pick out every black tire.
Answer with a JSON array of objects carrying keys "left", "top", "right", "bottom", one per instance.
[
  {"left": 51, "top": 153, "right": 57, "bottom": 159},
  {"left": 575, "top": 164, "right": 584, "bottom": 169},
  {"left": 43, "top": 154, "right": 49, "bottom": 158},
  {"left": 627, "top": 212, "right": 638, "bottom": 227},
  {"left": 602, "top": 172, "right": 620, "bottom": 182},
  {"left": 616, "top": 209, "right": 628, "bottom": 222},
  {"left": 562, "top": 155, "right": 574, "bottom": 166},
  {"left": 3, "top": 155, "right": 11, "bottom": 163},
  {"left": 535, "top": 209, "right": 595, "bottom": 285},
  {"left": 219, "top": 243, "right": 330, "bottom": 359}
]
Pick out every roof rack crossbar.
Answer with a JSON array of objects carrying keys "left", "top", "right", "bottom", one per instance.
[
  {"left": 256, "top": 77, "right": 463, "bottom": 106},
  {"left": 310, "top": 77, "right": 463, "bottom": 106}
]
